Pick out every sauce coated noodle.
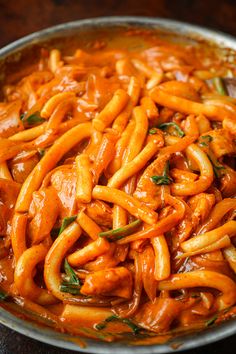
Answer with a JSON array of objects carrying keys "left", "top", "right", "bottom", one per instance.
[{"left": 0, "top": 30, "right": 236, "bottom": 344}]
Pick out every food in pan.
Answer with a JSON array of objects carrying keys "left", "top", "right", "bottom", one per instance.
[{"left": 0, "top": 29, "right": 235, "bottom": 344}]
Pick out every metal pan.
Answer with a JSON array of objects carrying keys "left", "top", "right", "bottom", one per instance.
[{"left": 0, "top": 16, "right": 235, "bottom": 353}]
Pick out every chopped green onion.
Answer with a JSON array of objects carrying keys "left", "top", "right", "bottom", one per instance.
[
  {"left": 158, "top": 122, "right": 185, "bottom": 137},
  {"left": 60, "top": 259, "right": 81, "bottom": 295},
  {"left": 52, "top": 215, "right": 77, "bottom": 239},
  {"left": 95, "top": 315, "right": 141, "bottom": 334},
  {"left": 0, "top": 290, "right": 8, "bottom": 301},
  {"left": 207, "top": 152, "right": 225, "bottom": 178},
  {"left": 206, "top": 315, "right": 218, "bottom": 326},
  {"left": 148, "top": 128, "right": 158, "bottom": 135},
  {"left": 151, "top": 175, "right": 172, "bottom": 185},
  {"left": 22, "top": 111, "right": 46, "bottom": 126},
  {"left": 99, "top": 219, "right": 142, "bottom": 242},
  {"left": 199, "top": 142, "right": 208, "bottom": 147},
  {"left": 20, "top": 113, "right": 25, "bottom": 120},
  {"left": 212, "top": 165, "right": 226, "bottom": 178},
  {"left": 122, "top": 318, "right": 141, "bottom": 334},
  {"left": 151, "top": 161, "right": 173, "bottom": 186},
  {"left": 201, "top": 135, "right": 213, "bottom": 142},
  {"left": 198, "top": 141, "right": 225, "bottom": 178},
  {"left": 213, "top": 77, "right": 227, "bottom": 96},
  {"left": 60, "top": 283, "right": 81, "bottom": 295},
  {"left": 198, "top": 135, "right": 213, "bottom": 147},
  {"left": 64, "top": 259, "right": 80, "bottom": 286},
  {"left": 59, "top": 215, "right": 77, "bottom": 235}
]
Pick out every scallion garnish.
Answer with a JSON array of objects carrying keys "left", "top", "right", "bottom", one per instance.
[
  {"left": 51, "top": 215, "right": 77, "bottom": 239},
  {"left": 64, "top": 259, "right": 80, "bottom": 286},
  {"left": 151, "top": 161, "right": 173, "bottom": 185},
  {"left": 148, "top": 128, "right": 158, "bottom": 135},
  {"left": 206, "top": 315, "right": 218, "bottom": 326},
  {"left": 95, "top": 315, "right": 141, "bottom": 334},
  {"left": 151, "top": 175, "right": 172, "bottom": 185},
  {"left": 198, "top": 135, "right": 213, "bottom": 147},
  {"left": 58, "top": 215, "right": 77, "bottom": 235},
  {"left": 158, "top": 122, "right": 185, "bottom": 137},
  {"left": 212, "top": 164, "right": 226, "bottom": 178},
  {"left": 60, "top": 283, "right": 81, "bottom": 295},
  {"left": 22, "top": 111, "right": 45, "bottom": 126},
  {"left": 207, "top": 152, "right": 225, "bottom": 178},
  {"left": 212, "top": 77, "right": 227, "bottom": 96},
  {"left": 60, "top": 259, "right": 81, "bottom": 295},
  {"left": 99, "top": 219, "right": 142, "bottom": 242}
]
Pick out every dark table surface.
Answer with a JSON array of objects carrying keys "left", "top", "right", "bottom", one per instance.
[{"left": 0, "top": 0, "right": 236, "bottom": 353}]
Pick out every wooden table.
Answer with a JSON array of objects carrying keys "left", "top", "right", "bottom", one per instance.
[
  {"left": 0, "top": 1, "right": 236, "bottom": 353},
  {"left": 1, "top": 0, "right": 236, "bottom": 48}
]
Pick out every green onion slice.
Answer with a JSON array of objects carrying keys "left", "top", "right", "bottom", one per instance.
[
  {"left": 59, "top": 215, "right": 77, "bottom": 235},
  {"left": 207, "top": 151, "right": 225, "bottom": 178},
  {"left": 21, "top": 111, "right": 46, "bottom": 126},
  {"left": 59, "top": 259, "right": 81, "bottom": 295},
  {"left": 198, "top": 135, "right": 213, "bottom": 147},
  {"left": 151, "top": 161, "right": 173, "bottom": 186},
  {"left": 148, "top": 128, "right": 158, "bottom": 135},
  {"left": 99, "top": 219, "right": 142, "bottom": 242},
  {"left": 206, "top": 315, "right": 218, "bottom": 326},
  {"left": 212, "top": 77, "right": 227, "bottom": 96},
  {"left": 158, "top": 122, "right": 185, "bottom": 137},
  {"left": 95, "top": 315, "right": 141, "bottom": 334},
  {"left": 64, "top": 259, "right": 80, "bottom": 286}
]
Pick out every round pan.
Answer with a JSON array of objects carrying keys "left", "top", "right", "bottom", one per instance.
[{"left": 0, "top": 16, "right": 236, "bottom": 353}]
